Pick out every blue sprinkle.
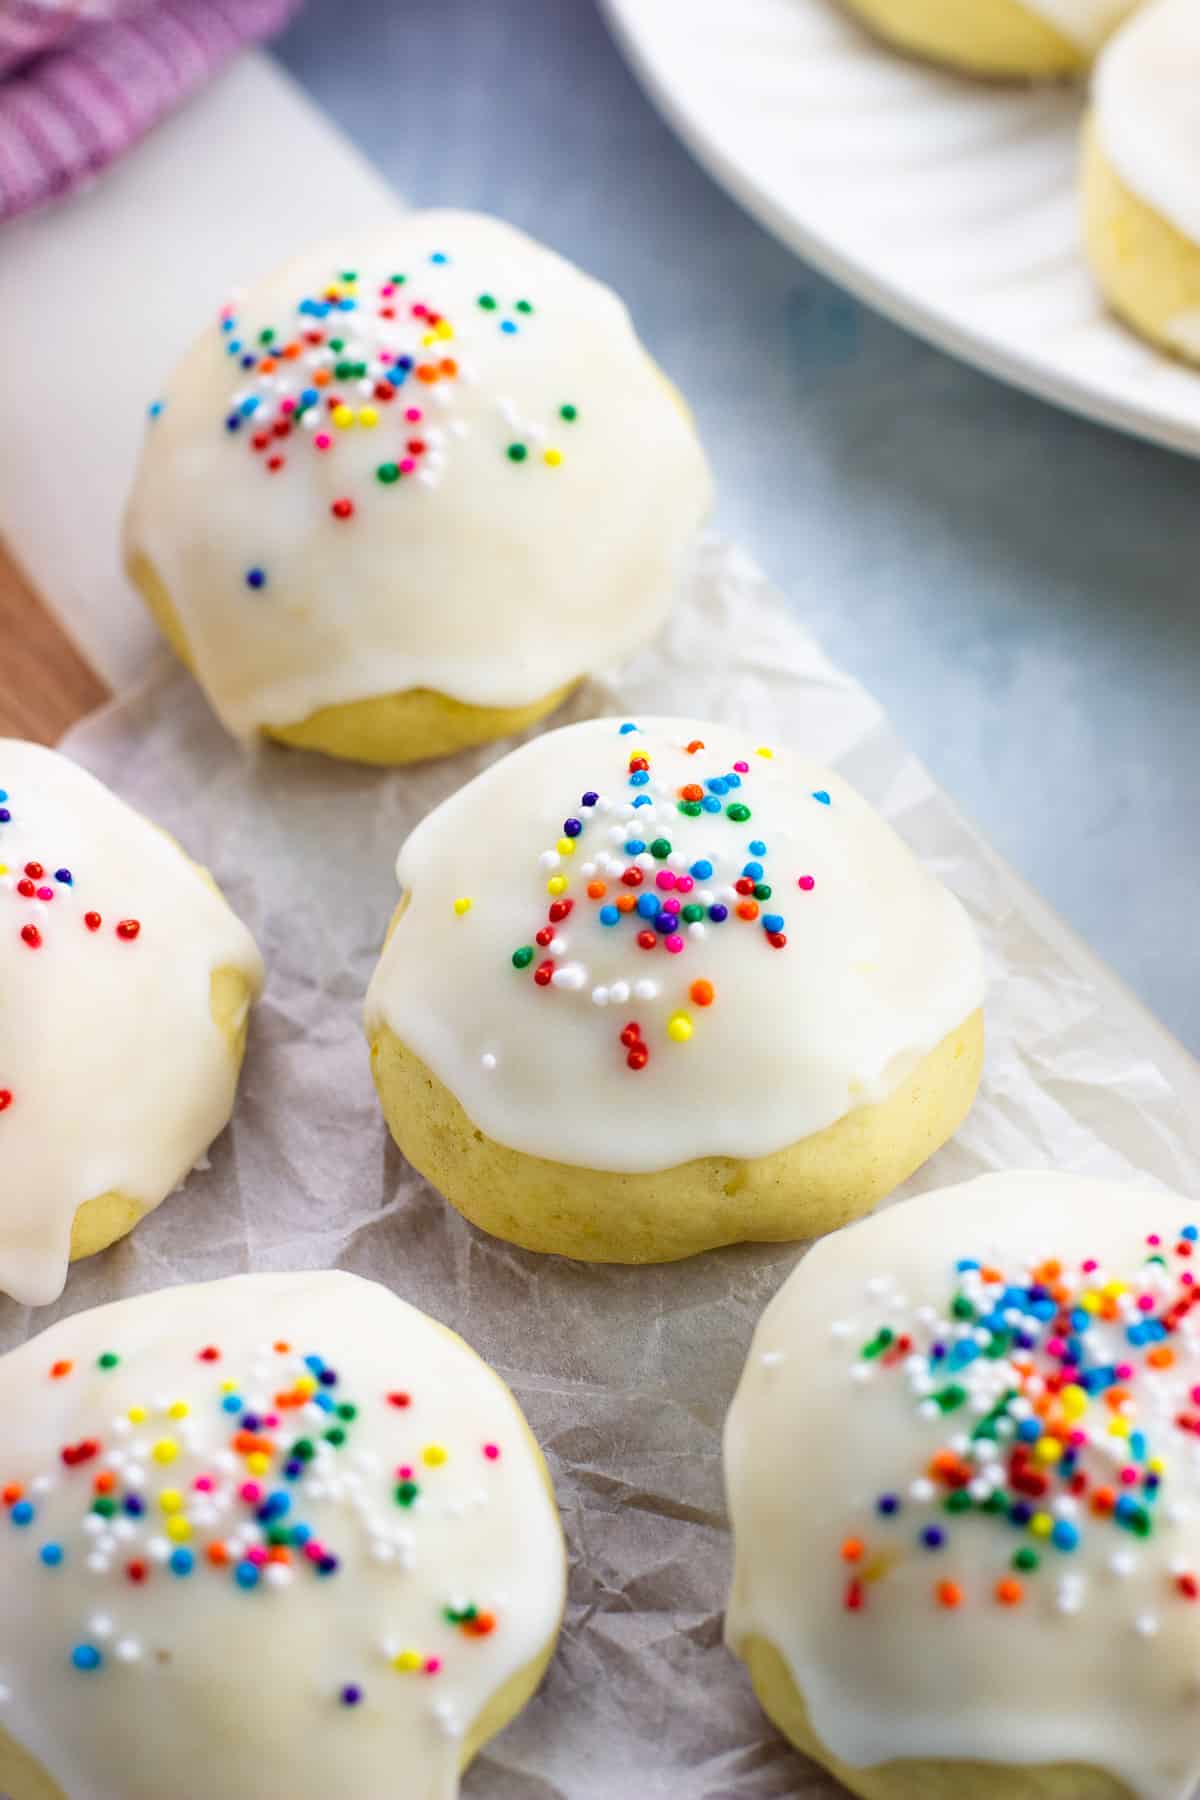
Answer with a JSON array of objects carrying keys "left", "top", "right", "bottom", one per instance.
[
  {"left": 1130, "top": 1431, "right": 1147, "bottom": 1462},
  {"left": 40, "top": 1543, "right": 64, "bottom": 1567},
  {"left": 948, "top": 1340, "right": 979, "bottom": 1370},
  {"left": 430, "top": 252, "right": 448, "bottom": 264},
  {"left": 317, "top": 1554, "right": 339, "bottom": 1576},
  {"left": 920, "top": 1526, "right": 944, "bottom": 1551},
  {"left": 338, "top": 298, "right": 357, "bottom": 312},
  {"left": 245, "top": 568, "right": 266, "bottom": 590},
  {"left": 705, "top": 777, "right": 728, "bottom": 795},
  {"left": 748, "top": 839, "right": 767, "bottom": 855},
  {"left": 0, "top": 790, "right": 7, "bottom": 802},
  {"left": 284, "top": 1459, "right": 304, "bottom": 1480},
  {"left": 1069, "top": 1309, "right": 1090, "bottom": 1333},
  {"left": 1185, "top": 1226, "right": 1199, "bottom": 1242},
  {"left": 235, "top": 1561, "right": 260, "bottom": 1590},
  {"left": 54, "top": 868, "right": 72, "bottom": 885},
  {"left": 239, "top": 396, "right": 260, "bottom": 417},
  {"left": 581, "top": 791, "right": 599, "bottom": 807},
  {"left": 221, "top": 318, "right": 234, "bottom": 332},
  {"left": 500, "top": 320, "right": 518, "bottom": 334},
  {"left": 956, "top": 1259, "right": 981, "bottom": 1273},
  {"left": 877, "top": 1493, "right": 900, "bottom": 1516},
  {"left": 318, "top": 1369, "right": 338, "bottom": 1387},
  {"left": 222, "top": 1395, "right": 242, "bottom": 1414},
  {"left": 290, "top": 1523, "right": 312, "bottom": 1546},
  {"left": 708, "top": 904, "right": 728, "bottom": 923},
  {"left": 629, "top": 771, "right": 649, "bottom": 787},
  {"left": 618, "top": 723, "right": 638, "bottom": 735},
  {"left": 124, "top": 1495, "right": 145, "bottom": 1516},
  {"left": 169, "top": 1548, "right": 195, "bottom": 1577},
  {"left": 563, "top": 818, "right": 582, "bottom": 838},
  {"left": 599, "top": 906, "right": 619, "bottom": 926},
  {"left": 313, "top": 1392, "right": 334, "bottom": 1413},
  {"left": 148, "top": 400, "right": 164, "bottom": 419},
  {"left": 689, "top": 860, "right": 713, "bottom": 880},
  {"left": 225, "top": 415, "right": 241, "bottom": 433},
  {"left": 701, "top": 796, "right": 721, "bottom": 814},
  {"left": 655, "top": 912, "right": 677, "bottom": 934},
  {"left": 1009, "top": 1501, "right": 1033, "bottom": 1526},
  {"left": 624, "top": 840, "right": 646, "bottom": 857},
  {"left": 10, "top": 1501, "right": 34, "bottom": 1527},
  {"left": 240, "top": 354, "right": 255, "bottom": 369},
  {"left": 1017, "top": 1418, "right": 1041, "bottom": 1443},
  {"left": 341, "top": 1684, "right": 363, "bottom": 1707},
  {"left": 632, "top": 795, "right": 652, "bottom": 808},
  {"left": 742, "top": 861, "right": 764, "bottom": 880},
  {"left": 636, "top": 894, "right": 659, "bottom": 919},
  {"left": 762, "top": 913, "right": 785, "bottom": 934},
  {"left": 395, "top": 355, "right": 413, "bottom": 372},
  {"left": 812, "top": 790, "right": 831, "bottom": 805},
  {"left": 301, "top": 387, "right": 319, "bottom": 407},
  {"left": 71, "top": 1645, "right": 102, "bottom": 1672},
  {"left": 724, "top": 772, "right": 742, "bottom": 788},
  {"left": 1052, "top": 1520, "right": 1080, "bottom": 1552},
  {"left": 305, "top": 1355, "right": 324, "bottom": 1374}
]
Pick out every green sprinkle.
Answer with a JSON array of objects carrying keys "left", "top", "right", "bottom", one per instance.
[
  {"left": 444, "top": 1603, "right": 478, "bottom": 1624},
  {"left": 1013, "top": 1547, "right": 1039, "bottom": 1572},
  {"left": 506, "top": 443, "right": 528, "bottom": 463},
  {"left": 340, "top": 270, "right": 357, "bottom": 282},
  {"left": 337, "top": 1403, "right": 357, "bottom": 1421},
  {"left": 390, "top": 273, "right": 406, "bottom": 285},
  {"left": 933, "top": 1384, "right": 968, "bottom": 1413},
  {"left": 861, "top": 1328, "right": 894, "bottom": 1360},
  {"left": 559, "top": 403, "right": 578, "bottom": 422},
  {"left": 394, "top": 1480, "right": 419, "bottom": 1508},
  {"left": 650, "top": 838, "right": 672, "bottom": 860},
  {"left": 324, "top": 1426, "right": 346, "bottom": 1448},
  {"left": 477, "top": 294, "right": 497, "bottom": 310},
  {"left": 258, "top": 328, "right": 275, "bottom": 345},
  {"left": 334, "top": 359, "right": 367, "bottom": 380},
  {"left": 267, "top": 1524, "right": 292, "bottom": 1547},
  {"left": 678, "top": 801, "right": 702, "bottom": 817},
  {"left": 726, "top": 803, "right": 751, "bottom": 823},
  {"left": 97, "top": 1353, "right": 119, "bottom": 1371},
  {"left": 292, "top": 1439, "right": 315, "bottom": 1462},
  {"left": 951, "top": 1295, "right": 976, "bottom": 1322},
  {"left": 515, "top": 300, "right": 533, "bottom": 314},
  {"left": 681, "top": 904, "right": 704, "bottom": 923},
  {"left": 512, "top": 946, "right": 534, "bottom": 969},
  {"left": 328, "top": 337, "right": 344, "bottom": 353},
  {"left": 376, "top": 463, "right": 401, "bottom": 485},
  {"left": 91, "top": 1498, "right": 117, "bottom": 1519},
  {"left": 984, "top": 1331, "right": 1011, "bottom": 1360},
  {"left": 753, "top": 883, "right": 772, "bottom": 901},
  {"left": 944, "top": 1489, "right": 972, "bottom": 1514},
  {"left": 982, "top": 1490, "right": 1010, "bottom": 1515}
]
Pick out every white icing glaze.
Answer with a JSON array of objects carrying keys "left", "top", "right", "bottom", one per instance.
[
  {"left": 0, "top": 1270, "right": 565, "bottom": 1800},
  {"left": 364, "top": 716, "right": 983, "bottom": 1172},
  {"left": 725, "top": 1172, "right": 1200, "bottom": 1800},
  {"left": 123, "top": 210, "right": 713, "bottom": 737},
  {"left": 0, "top": 740, "right": 263, "bottom": 1307},
  {"left": 1019, "top": 0, "right": 1139, "bottom": 53},
  {"left": 1094, "top": 0, "right": 1200, "bottom": 244}
]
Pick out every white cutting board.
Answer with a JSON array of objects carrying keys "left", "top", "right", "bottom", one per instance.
[{"left": 0, "top": 53, "right": 404, "bottom": 690}]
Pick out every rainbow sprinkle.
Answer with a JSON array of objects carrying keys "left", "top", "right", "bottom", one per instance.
[
  {"left": 0, "top": 781, "right": 141, "bottom": 973},
  {"left": 836, "top": 1225, "right": 1200, "bottom": 1627},
  {"left": 1, "top": 1336, "right": 508, "bottom": 1710}
]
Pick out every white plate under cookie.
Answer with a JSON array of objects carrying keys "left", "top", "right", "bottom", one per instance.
[{"left": 602, "top": 0, "right": 1200, "bottom": 459}]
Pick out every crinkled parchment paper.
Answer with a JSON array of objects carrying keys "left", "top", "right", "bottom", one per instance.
[{"left": 3, "top": 538, "right": 1198, "bottom": 1798}]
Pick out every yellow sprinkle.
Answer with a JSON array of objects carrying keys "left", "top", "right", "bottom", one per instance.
[
  {"left": 158, "top": 1490, "right": 183, "bottom": 1515},
  {"left": 1030, "top": 1512, "right": 1053, "bottom": 1539},
  {"left": 295, "top": 1375, "right": 318, "bottom": 1398},
  {"left": 358, "top": 406, "right": 378, "bottom": 428},
  {"left": 127, "top": 1405, "right": 148, "bottom": 1425},
  {"left": 755, "top": 747, "right": 774, "bottom": 759},
  {"left": 392, "top": 1650, "right": 422, "bottom": 1673},
  {"left": 332, "top": 404, "right": 354, "bottom": 429},
  {"left": 1060, "top": 1385, "right": 1088, "bottom": 1420},
  {"left": 422, "top": 1444, "right": 448, "bottom": 1467},
  {"left": 1033, "top": 1437, "right": 1062, "bottom": 1465},
  {"left": 1079, "top": 1293, "right": 1101, "bottom": 1315},
  {"left": 0, "top": 865, "right": 7, "bottom": 877},
  {"left": 246, "top": 1452, "right": 270, "bottom": 1476},
  {"left": 421, "top": 331, "right": 437, "bottom": 347},
  {"left": 667, "top": 1012, "right": 693, "bottom": 1044},
  {"left": 453, "top": 897, "right": 472, "bottom": 917},
  {"left": 1149, "top": 1456, "right": 1167, "bottom": 1476},
  {"left": 555, "top": 837, "right": 576, "bottom": 857},
  {"left": 543, "top": 448, "right": 562, "bottom": 468},
  {"left": 168, "top": 1401, "right": 190, "bottom": 1420},
  {"left": 166, "top": 1516, "right": 192, "bottom": 1544},
  {"left": 546, "top": 875, "right": 568, "bottom": 896},
  {"left": 434, "top": 319, "right": 454, "bottom": 341},
  {"left": 1102, "top": 1280, "right": 1128, "bottom": 1299},
  {"left": 1109, "top": 1416, "right": 1131, "bottom": 1439},
  {"left": 220, "top": 1381, "right": 238, "bottom": 1395},
  {"left": 152, "top": 1439, "right": 178, "bottom": 1466}
]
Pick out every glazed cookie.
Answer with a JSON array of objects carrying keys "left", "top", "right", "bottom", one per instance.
[
  {"left": 839, "top": 0, "right": 1138, "bottom": 76},
  {"left": 725, "top": 1171, "right": 1200, "bottom": 1800},
  {"left": 1083, "top": 0, "right": 1200, "bottom": 365},
  {"left": 364, "top": 717, "right": 984, "bottom": 1262},
  {"left": 0, "top": 740, "right": 263, "bottom": 1307},
  {"left": 123, "top": 210, "right": 713, "bottom": 765},
  {"left": 0, "top": 1270, "right": 566, "bottom": 1799}
]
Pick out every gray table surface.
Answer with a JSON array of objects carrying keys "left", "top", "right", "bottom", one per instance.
[{"left": 275, "top": 0, "right": 1198, "bottom": 1056}]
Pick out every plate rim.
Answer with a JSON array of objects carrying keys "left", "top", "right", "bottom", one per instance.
[{"left": 601, "top": 0, "right": 1200, "bottom": 461}]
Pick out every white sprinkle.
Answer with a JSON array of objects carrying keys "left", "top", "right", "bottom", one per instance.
[
  {"left": 265, "top": 1564, "right": 294, "bottom": 1590},
  {"left": 849, "top": 1365, "right": 873, "bottom": 1386},
  {"left": 910, "top": 1478, "right": 935, "bottom": 1503},
  {"left": 481, "top": 1053, "right": 497, "bottom": 1072},
  {"left": 829, "top": 1320, "right": 852, "bottom": 1339},
  {"left": 86, "top": 1554, "right": 109, "bottom": 1575},
  {"left": 633, "top": 979, "right": 658, "bottom": 1002},
  {"left": 1111, "top": 1551, "right": 1136, "bottom": 1578},
  {"left": 591, "top": 987, "right": 609, "bottom": 1007},
  {"left": 761, "top": 1351, "right": 785, "bottom": 1368},
  {"left": 89, "top": 1615, "right": 114, "bottom": 1639},
  {"left": 551, "top": 964, "right": 586, "bottom": 992},
  {"left": 0, "top": 1684, "right": 9, "bottom": 1703},
  {"left": 609, "top": 981, "right": 630, "bottom": 1004},
  {"left": 538, "top": 850, "right": 560, "bottom": 871},
  {"left": 549, "top": 936, "right": 567, "bottom": 956},
  {"left": 115, "top": 1640, "right": 142, "bottom": 1664},
  {"left": 1135, "top": 1613, "right": 1159, "bottom": 1638}
]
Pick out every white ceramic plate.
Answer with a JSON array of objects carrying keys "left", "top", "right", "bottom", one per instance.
[{"left": 602, "top": 0, "right": 1200, "bottom": 458}]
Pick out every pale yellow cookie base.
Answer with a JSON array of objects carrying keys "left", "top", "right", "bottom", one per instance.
[
  {"left": 367, "top": 1008, "right": 984, "bottom": 1263},
  {"left": 0, "top": 1315, "right": 564, "bottom": 1800},
  {"left": 128, "top": 551, "right": 577, "bottom": 767},
  {"left": 838, "top": 0, "right": 1088, "bottom": 76},
  {"left": 1081, "top": 116, "right": 1200, "bottom": 367},
  {"left": 734, "top": 1635, "right": 1130, "bottom": 1800},
  {"left": 65, "top": 961, "right": 254, "bottom": 1272}
]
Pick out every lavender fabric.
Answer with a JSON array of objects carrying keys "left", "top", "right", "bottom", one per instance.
[{"left": 0, "top": 0, "right": 302, "bottom": 222}]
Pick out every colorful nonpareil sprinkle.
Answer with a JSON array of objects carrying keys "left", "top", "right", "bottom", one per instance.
[
  {"left": 0, "top": 787, "right": 140, "bottom": 952},
  {"left": 0, "top": 1336, "right": 509, "bottom": 1712},
  {"left": 205, "top": 252, "right": 580, "bottom": 549},
  {"left": 504, "top": 723, "right": 835, "bottom": 1072},
  {"left": 836, "top": 1226, "right": 1200, "bottom": 1628}
]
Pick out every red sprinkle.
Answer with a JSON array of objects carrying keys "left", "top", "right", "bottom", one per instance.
[
  {"left": 84, "top": 912, "right": 102, "bottom": 932},
  {"left": 116, "top": 920, "right": 141, "bottom": 942},
  {"left": 331, "top": 498, "right": 354, "bottom": 520},
  {"left": 21, "top": 924, "right": 41, "bottom": 949}
]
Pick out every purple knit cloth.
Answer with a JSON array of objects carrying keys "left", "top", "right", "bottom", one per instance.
[{"left": 0, "top": 0, "right": 303, "bottom": 223}]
